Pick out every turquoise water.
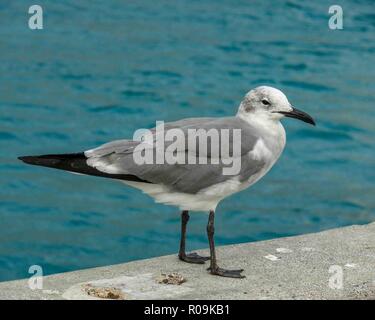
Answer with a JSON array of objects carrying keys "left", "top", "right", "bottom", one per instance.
[{"left": 1, "top": 1, "right": 374, "bottom": 281}]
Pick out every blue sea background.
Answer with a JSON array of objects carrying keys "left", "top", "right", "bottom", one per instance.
[{"left": 0, "top": 0, "right": 374, "bottom": 281}]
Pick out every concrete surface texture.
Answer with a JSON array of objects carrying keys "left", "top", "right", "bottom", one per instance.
[{"left": 1, "top": 222, "right": 375, "bottom": 300}]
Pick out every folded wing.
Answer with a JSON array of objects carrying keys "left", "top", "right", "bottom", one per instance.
[{"left": 85, "top": 117, "right": 266, "bottom": 194}]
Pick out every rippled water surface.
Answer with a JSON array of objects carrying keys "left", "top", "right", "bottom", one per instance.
[{"left": 1, "top": 1, "right": 374, "bottom": 281}]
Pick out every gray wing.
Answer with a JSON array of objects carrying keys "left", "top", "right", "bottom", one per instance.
[{"left": 85, "top": 117, "right": 265, "bottom": 194}]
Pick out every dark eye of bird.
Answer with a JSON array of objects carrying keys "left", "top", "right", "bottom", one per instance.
[{"left": 262, "top": 99, "right": 270, "bottom": 106}]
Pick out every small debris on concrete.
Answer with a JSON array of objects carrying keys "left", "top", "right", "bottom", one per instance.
[
  {"left": 276, "top": 248, "right": 293, "bottom": 253},
  {"left": 83, "top": 284, "right": 126, "bottom": 300},
  {"left": 349, "top": 281, "right": 375, "bottom": 300},
  {"left": 264, "top": 254, "right": 280, "bottom": 261},
  {"left": 42, "top": 289, "right": 60, "bottom": 295},
  {"left": 156, "top": 273, "right": 186, "bottom": 285},
  {"left": 345, "top": 263, "right": 358, "bottom": 268}
]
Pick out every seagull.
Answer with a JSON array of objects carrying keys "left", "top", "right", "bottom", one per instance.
[{"left": 19, "top": 86, "right": 315, "bottom": 278}]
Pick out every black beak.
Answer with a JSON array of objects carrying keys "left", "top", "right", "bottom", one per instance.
[{"left": 277, "top": 107, "right": 316, "bottom": 126}]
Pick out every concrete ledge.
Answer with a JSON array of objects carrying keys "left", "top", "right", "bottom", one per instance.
[{"left": 1, "top": 222, "right": 375, "bottom": 300}]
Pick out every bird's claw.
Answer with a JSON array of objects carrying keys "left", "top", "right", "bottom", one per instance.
[
  {"left": 179, "top": 252, "right": 210, "bottom": 264},
  {"left": 207, "top": 266, "right": 245, "bottom": 278}
]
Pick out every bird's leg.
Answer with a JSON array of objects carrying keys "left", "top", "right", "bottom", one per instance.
[
  {"left": 206, "top": 210, "right": 245, "bottom": 278},
  {"left": 178, "top": 210, "right": 210, "bottom": 264}
]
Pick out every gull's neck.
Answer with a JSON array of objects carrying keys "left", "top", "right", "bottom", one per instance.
[
  {"left": 236, "top": 111, "right": 281, "bottom": 134},
  {"left": 236, "top": 111, "right": 286, "bottom": 156}
]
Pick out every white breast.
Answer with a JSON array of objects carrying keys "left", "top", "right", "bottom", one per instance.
[{"left": 238, "top": 121, "right": 287, "bottom": 191}]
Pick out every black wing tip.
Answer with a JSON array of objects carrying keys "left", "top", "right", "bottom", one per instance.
[
  {"left": 18, "top": 155, "right": 35, "bottom": 164},
  {"left": 18, "top": 153, "right": 86, "bottom": 165},
  {"left": 18, "top": 155, "right": 52, "bottom": 166},
  {"left": 17, "top": 152, "right": 151, "bottom": 184}
]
